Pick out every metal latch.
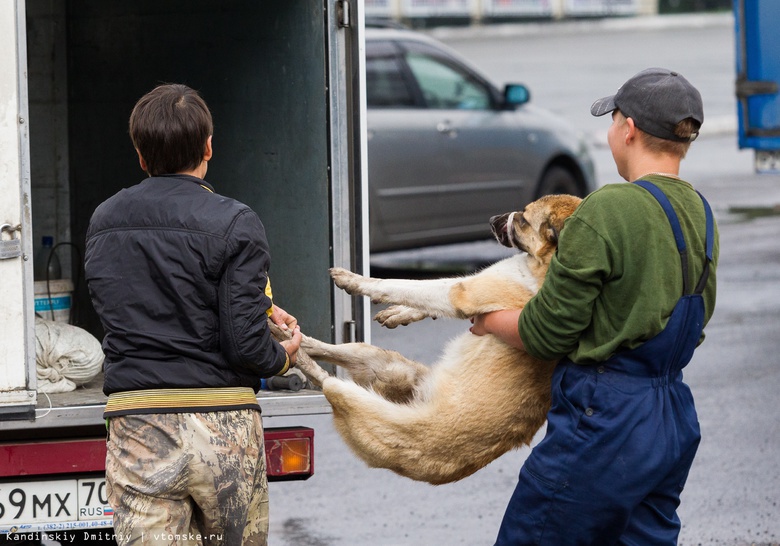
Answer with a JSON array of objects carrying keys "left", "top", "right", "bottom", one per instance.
[
  {"left": 337, "top": 0, "right": 350, "bottom": 28},
  {"left": 343, "top": 319, "right": 356, "bottom": 343},
  {"left": 0, "top": 224, "right": 22, "bottom": 260},
  {"left": 736, "top": 77, "right": 779, "bottom": 98}
]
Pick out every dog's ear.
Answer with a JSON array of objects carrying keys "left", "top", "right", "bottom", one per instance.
[
  {"left": 545, "top": 222, "right": 560, "bottom": 244},
  {"left": 544, "top": 212, "right": 569, "bottom": 244},
  {"left": 545, "top": 198, "right": 580, "bottom": 243}
]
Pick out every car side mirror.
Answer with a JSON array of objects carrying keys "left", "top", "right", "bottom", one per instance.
[{"left": 503, "top": 84, "right": 530, "bottom": 108}]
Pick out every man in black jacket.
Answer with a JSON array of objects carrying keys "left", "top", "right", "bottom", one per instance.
[{"left": 85, "top": 84, "right": 300, "bottom": 545}]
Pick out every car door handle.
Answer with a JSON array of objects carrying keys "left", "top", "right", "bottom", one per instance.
[{"left": 436, "top": 121, "right": 458, "bottom": 138}]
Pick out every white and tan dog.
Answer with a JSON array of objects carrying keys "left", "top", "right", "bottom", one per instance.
[{"left": 285, "top": 194, "right": 582, "bottom": 485}]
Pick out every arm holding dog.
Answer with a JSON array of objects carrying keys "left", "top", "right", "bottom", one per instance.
[
  {"left": 517, "top": 208, "right": 606, "bottom": 361},
  {"left": 519, "top": 186, "right": 718, "bottom": 363},
  {"left": 474, "top": 196, "right": 622, "bottom": 362},
  {"left": 469, "top": 309, "right": 525, "bottom": 351}
]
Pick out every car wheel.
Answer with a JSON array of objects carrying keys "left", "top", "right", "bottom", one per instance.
[{"left": 535, "top": 165, "right": 583, "bottom": 199}]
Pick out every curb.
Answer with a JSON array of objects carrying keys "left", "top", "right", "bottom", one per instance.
[{"left": 425, "top": 12, "right": 733, "bottom": 41}]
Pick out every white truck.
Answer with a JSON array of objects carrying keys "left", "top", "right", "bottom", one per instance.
[{"left": 0, "top": 0, "right": 368, "bottom": 541}]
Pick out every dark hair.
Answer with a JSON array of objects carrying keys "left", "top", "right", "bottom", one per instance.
[
  {"left": 129, "top": 84, "right": 213, "bottom": 176},
  {"left": 639, "top": 117, "right": 701, "bottom": 159},
  {"left": 615, "top": 110, "right": 700, "bottom": 159}
]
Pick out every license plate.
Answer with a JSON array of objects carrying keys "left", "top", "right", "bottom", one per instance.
[
  {"left": 0, "top": 478, "right": 112, "bottom": 528},
  {"left": 755, "top": 150, "right": 780, "bottom": 174}
]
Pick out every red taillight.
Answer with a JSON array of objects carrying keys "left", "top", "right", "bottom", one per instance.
[
  {"left": 0, "top": 438, "right": 107, "bottom": 477},
  {"left": 0, "top": 429, "right": 315, "bottom": 481},
  {"left": 264, "top": 427, "right": 314, "bottom": 481}
]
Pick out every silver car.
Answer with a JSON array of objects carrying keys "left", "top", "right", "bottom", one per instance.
[{"left": 366, "top": 27, "right": 596, "bottom": 252}]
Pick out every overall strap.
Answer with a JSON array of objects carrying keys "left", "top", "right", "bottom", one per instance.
[
  {"left": 693, "top": 190, "right": 714, "bottom": 294},
  {"left": 634, "top": 180, "right": 713, "bottom": 296}
]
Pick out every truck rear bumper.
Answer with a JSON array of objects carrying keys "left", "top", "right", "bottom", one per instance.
[{"left": 0, "top": 426, "right": 315, "bottom": 534}]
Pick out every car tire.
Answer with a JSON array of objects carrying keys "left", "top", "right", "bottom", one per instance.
[{"left": 535, "top": 165, "right": 583, "bottom": 199}]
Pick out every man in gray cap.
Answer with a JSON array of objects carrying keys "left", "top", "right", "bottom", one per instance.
[{"left": 471, "top": 68, "right": 719, "bottom": 544}]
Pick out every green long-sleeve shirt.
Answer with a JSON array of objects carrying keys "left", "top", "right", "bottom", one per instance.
[{"left": 519, "top": 175, "right": 719, "bottom": 364}]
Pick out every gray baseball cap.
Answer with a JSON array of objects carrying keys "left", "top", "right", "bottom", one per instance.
[{"left": 590, "top": 67, "right": 703, "bottom": 142}]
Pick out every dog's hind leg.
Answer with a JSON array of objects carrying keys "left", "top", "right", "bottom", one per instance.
[
  {"left": 302, "top": 334, "right": 429, "bottom": 404},
  {"left": 292, "top": 350, "right": 330, "bottom": 388},
  {"left": 267, "top": 320, "right": 331, "bottom": 388}
]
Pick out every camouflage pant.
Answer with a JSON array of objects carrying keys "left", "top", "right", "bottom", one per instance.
[{"left": 106, "top": 410, "right": 268, "bottom": 546}]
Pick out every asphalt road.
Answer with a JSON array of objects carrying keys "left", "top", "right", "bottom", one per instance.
[{"left": 265, "top": 13, "right": 780, "bottom": 546}]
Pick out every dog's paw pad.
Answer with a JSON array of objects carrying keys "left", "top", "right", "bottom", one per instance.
[{"left": 375, "top": 305, "right": 427, "bottom": 328}]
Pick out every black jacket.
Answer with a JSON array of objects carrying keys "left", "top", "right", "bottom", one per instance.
[{"left": 85, "top": 175, "right": 288, "bottom": 395}]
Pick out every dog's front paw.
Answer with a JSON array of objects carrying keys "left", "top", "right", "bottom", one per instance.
[{"left": 374, "top": 305, "right": 430, "bottom": 328}]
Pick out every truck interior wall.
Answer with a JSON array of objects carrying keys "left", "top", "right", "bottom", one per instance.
[{"left": 27, "top": 0, "right": 335, "bottom": 342}]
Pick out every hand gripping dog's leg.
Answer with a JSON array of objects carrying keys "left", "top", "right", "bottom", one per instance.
[{"left": 267, "top": 320, "right": 330, "bottom": 388}]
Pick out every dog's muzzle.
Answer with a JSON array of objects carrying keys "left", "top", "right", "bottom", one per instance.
[{"left": 490, "top": 213, "right": 513, "bottom": 248}]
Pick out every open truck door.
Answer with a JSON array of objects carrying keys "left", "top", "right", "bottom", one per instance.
[
  {"left": 0, "top": 0, "right": 36, "bottom": 418},
  {"left": 1, "top": 0, "right": 368, "bottom": 535}
]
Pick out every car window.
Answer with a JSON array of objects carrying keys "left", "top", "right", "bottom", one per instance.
[
  {"left": 366, "top": 55, "right": 415, "bottom": 108},
  {"left": 404, "top": 52, "right": 491, "bottom": 110}
]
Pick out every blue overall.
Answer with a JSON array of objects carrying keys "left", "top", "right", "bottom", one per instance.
[{"left": 495, "top": 181, "right": 714, "bottom": 546}]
